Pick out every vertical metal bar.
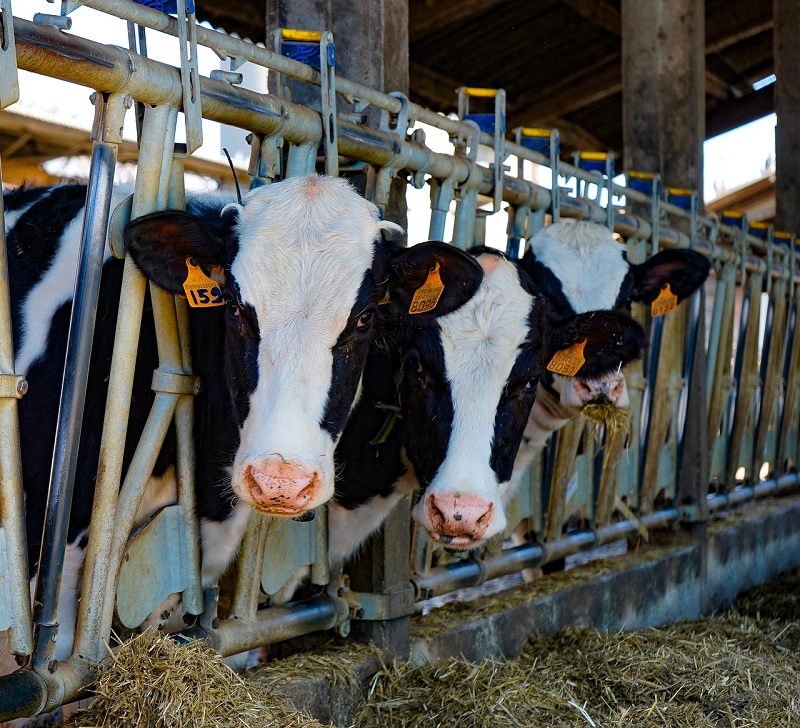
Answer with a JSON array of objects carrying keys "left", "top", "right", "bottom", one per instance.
[
  {"left": 0, "top": 156, "right": 33, "bottom": 656},
  {"left": 287, "top": 143, "right": 316, "bottom": 177},
  {"left": 74, "top": 104, "right": 174, "bottom": 662},
  {"left": 31, "top": 140, "right": 118, "bottom": 670},
  {"left": 168, "top": 157, "right": 202, "bottom": 616}
]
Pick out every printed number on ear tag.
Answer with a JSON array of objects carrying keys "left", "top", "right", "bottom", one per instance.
[
  {"left": 183, "top": 258, "right": 224, "bottom": 308},
  {"left": 547, "top": 338, "right": 587, "bottom": 377},
  {"left": 409, "top": 262, "right": 445, "bottom": 315},
  {"left": 651, "top": 283, "right": 678, "bottom": 317}
]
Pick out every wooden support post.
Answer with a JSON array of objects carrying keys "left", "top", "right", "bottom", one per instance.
[
  {"left": 622, "top": 0, "right": 705, "bottom": 196},
  {"left": 775, "top": 0, "right": 800, "bottom": 232}
]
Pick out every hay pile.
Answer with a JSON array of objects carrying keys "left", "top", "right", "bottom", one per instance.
[
  {"left": 61, "top": 631, "right": 329, "bottom": 728},
  {"left": 358, "top": 570, "right": 800, "bottom": 727}
]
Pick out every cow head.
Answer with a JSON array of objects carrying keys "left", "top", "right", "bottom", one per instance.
[
  {"left": 125, "top": 175, "right": 482, "bottom": 518},
  {"left": 521, "top": 220, "right": 710, "bottom": 415},
  {"left": 406, "top": 251, "right": 645, "bottom": 549}
]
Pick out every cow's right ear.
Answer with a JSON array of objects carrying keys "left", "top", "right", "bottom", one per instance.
[
  {"left": 382, "top": 241, "right": 484, "bottom": 320},
  {"left": 124, "top": 209, "right": 235, "bottom": 294}
]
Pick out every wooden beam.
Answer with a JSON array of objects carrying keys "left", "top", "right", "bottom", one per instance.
[
  {"left": 508, "top": 55, "right": 620, "bottom": 126},
  {"left": 706, "top": 84, "right": 774, "bottom": 139},
  {"left": 409, "top": 60, "right": 463, "bottom": 111},
  {"left": 563, "top": 0, "right": 772, "bottom": 57},
  {"left": 560, "top": 0, "right": 620, "bottom": 36},
  {"left": 409, "top": 0, "right": 511, "bottom": 43}
]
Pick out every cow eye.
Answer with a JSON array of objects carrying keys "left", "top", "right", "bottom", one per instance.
[
  {"left": 226, "top": 299, "right": 240, "bottom": 318},
  {"left": 356, "top": 311, "right": 373, "bottom": 329}
]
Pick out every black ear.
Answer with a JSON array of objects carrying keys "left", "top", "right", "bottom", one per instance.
[
  {"left": 124, "top": 209, "right": 236, "bottom": 294},
  {"left": 546, "top": 311, "right": 646, "bottom": 379},
  {"left": 630, "top": 249, "right": 710, "bottom": 305},
  {"left": 383, "top": 241, "right": 484, "bottom": 320}
]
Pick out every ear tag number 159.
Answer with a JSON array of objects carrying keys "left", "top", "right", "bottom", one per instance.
[{"left": 183, "top": 257, "right": 224, "bottom": 308}]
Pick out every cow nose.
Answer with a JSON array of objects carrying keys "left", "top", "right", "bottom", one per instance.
[
  {"left": 582, "top": 375, "right": 626, "bottom": 406},
  {"left": 243, "top": 459, "right": 320, "bottom": 516},
  {"left": 424, "top": 492, "right": 495, "bottom": 548}
]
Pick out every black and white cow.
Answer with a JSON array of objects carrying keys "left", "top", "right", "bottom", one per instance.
[
  {"left": 319, "top": 249, "right": 648, "bottom": 566},
  {"left": 262, "top": 248, "right": 647, "bottom": 612},
  {"left": 506, "top": 219, "right": 711, "bottom": 505},
  {"left": 4, "top": 175, "right": 483, "bottom": 667}
]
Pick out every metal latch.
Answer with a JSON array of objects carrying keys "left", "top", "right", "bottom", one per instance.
[{"left": 349, "top": 586, "right": 416, "bottom": 621}]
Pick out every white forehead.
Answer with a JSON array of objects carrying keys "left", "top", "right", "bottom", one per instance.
[
  {"left": 529, "top": 220, "right": 629, "bottom": 313},
  {"left": 438, "top": 255, "right": 534, "bottom": 410},
  {"left": 230, "top": 176, "right": 384, "bottom": 343}
]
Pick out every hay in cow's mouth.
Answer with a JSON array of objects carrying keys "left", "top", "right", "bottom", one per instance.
[{"left": 581, "top": 402, "right": 629, "bottom": 434}]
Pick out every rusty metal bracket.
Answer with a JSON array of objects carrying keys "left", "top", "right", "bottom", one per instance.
[
  {"left": 151, "top": 369, "right": 201, "bottom": 396},
  {"left": 0, "top": 374, "right": 27, "bottom": 400}
]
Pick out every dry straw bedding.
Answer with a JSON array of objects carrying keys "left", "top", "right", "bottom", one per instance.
[
  {"left": 60, "top": 569, "right": 800, "bottom": 727},
  {"left": 357, "top": 570, "right": 800, "bottom": 727}
]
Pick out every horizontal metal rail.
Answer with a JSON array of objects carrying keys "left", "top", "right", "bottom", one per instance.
[
  {"left": 412, "top": 509, "right": 680, "bottom": 600},
  {"left": 14, "top": 16, "right": 800, "bottom": 282}
]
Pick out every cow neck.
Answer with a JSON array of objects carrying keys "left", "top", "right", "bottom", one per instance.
[{"left": 368, "top": 352, "right": 403, "bottom": 447}]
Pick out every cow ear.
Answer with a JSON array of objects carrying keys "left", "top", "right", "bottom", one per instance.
[
  {"left": 545, "top": 311, "right": 646, "bottom": 379},
  {"left": 124, "top": 209, "right": 235, "bottom": 294},
  {"left": 383, "top": 241, "right": 484, "bottom": 319},
  {"left": 630, "top": 249, "right": 710, "bottom": 305}
]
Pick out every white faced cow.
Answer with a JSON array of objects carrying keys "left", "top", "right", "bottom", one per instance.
[
  {"left": 507, "top": 219, "right": 710, "bottom": 505},
  {"left": 3, "top": 175, "right": 483, "bottom": 672}
]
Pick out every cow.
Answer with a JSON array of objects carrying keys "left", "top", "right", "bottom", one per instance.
[
  {"left": 262, "top": 247, "right": 647, "bottom": 616},
  {"left": 505, "top": 219, "right": 711, "bottom": 508},
  {"left": 2, "top": 175, "right": 484, "bottom": 675}
]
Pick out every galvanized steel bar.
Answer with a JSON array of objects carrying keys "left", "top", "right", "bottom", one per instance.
[
  {"left": 74, "top": 103, "right": 175, "bottom": 662},
  {"left": 0, "top": 156, "right": 33, "bottom": 656},
  {"left": 412, "top": 509, "right": 680, "bottom": 600},
  {"left": 31, "top": 137, "right": 118, "bottom": 671}
]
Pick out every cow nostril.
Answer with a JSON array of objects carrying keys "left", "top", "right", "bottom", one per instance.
[
  {"left": 476, "top": 503, "right": 495, "bottom": 528},
  {"left": 426, "top": 495, "right": 446, "bottom": 531}
]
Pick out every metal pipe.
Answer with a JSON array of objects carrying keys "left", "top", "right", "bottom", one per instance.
[
  {"left": 412, "top": 510, "right": 681, "bottom": 599},
  {"left": 707, "top": 473, "right": 800, "bottom": 513},
  {"left": 0, "top": 668, "right": 46, "bottom": 722},
  {"left": 0, "top": 153, "right": 33, "bottom": 655},
  {"left": 16, "top": 18, "right": 793, "bottom": 283},
  {"left": 74, "top": 103, "right": 175, "bottom": 662},
  {"left": 31, "top": 140, "right": 118, "bottom": 671},
  {"left": 191, "top": 595, "right": 344, "bottom": 657}
]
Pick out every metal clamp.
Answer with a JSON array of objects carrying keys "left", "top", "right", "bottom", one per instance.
[
  {"left": 246, "top": 132, "right": 283, "bottom": 186},
  {"left": 0, "top": 374, "right": 27, "bottom": 400},
  {"left": 275, "top": 29, "right": 339, "bottom": 177},
  {"left": 176, "top": 0, "right": 203, "bottom": 154},
  {"left": 574, "top": 152, "right": 615, "bottom": 230},
  {"left": 0, "top": 0, "right": 18, "bottom": 110},
  {"left": 151, "top": 369, "right": 201, "bottom": 396},
  {"left": 457, "top": 87, "right": 507, "bottom": 213},
  {"left": 720, "top": 209, "right": 749, "bottom": 286},
  {"left": 349, "top": 586, "right": 416, "bottom": 621},
  {"left": 373, "top": 91, "right": 412, "bottom": 215},
  {"left": 666, "top": 188, "right": 699, "bottom": 250},
  {"left": 628, "top": 171, "right": 661, "bottom": 253},
  {"left": 515, "top": 127, "right": 560, "bottom": 224}
]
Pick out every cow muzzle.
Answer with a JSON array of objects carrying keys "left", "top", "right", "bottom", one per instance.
[
  {"left": 239, "top": 458, "right": 323, "bottom": 516},
  {"left": 423, "top": 491, "right": 495, "bottom": 549},
  {"left": 573, "top": 371, "right": 629, "bottom": 409}
]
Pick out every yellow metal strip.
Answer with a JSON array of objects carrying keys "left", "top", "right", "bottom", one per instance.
[
  {"left": 281, "top": 29, "right": 322, "bottom": 41},
  {"left": 579, "top": 151, "right": 609, "bottom": 161},
  {"left": 464, "top": 87, "right": 499, "bottom": 98},
  {"left": 519, "top": 127, "right": 551, "bottom": 137}
]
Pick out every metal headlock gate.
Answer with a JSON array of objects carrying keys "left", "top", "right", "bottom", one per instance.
[{"left": 0, "top": 1, "right": 798, "bottom": 720}]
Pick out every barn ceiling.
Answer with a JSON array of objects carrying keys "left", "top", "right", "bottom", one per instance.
[{"left": 193, "top": 0, "right": 775, "bottom": 158}]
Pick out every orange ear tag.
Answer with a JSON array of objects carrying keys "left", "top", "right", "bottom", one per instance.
[
  {"left": 651, "top": 283, "right": 678, "bottom": 317},
  {"left": 547, "top": 338, "right": 587, "bottom": 377},
  {"left": 183, "top": 257, "right": 224, "bottom": 308},
  {"left": 408, "top": 262, "right": 445, "bottom": 315}
]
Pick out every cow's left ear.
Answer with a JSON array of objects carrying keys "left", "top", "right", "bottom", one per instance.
[
  {"left": 125, "top": 207, "right": 238, "bottom": 294},
  {"left": 383, "top": 241, "right": 484, "bottom": 319},
  {"left": 545, "top": 310, "right": 646, "bottom": 379},
  {"left": 629, "top": 249, "right": 710, "bottom": 305}
]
